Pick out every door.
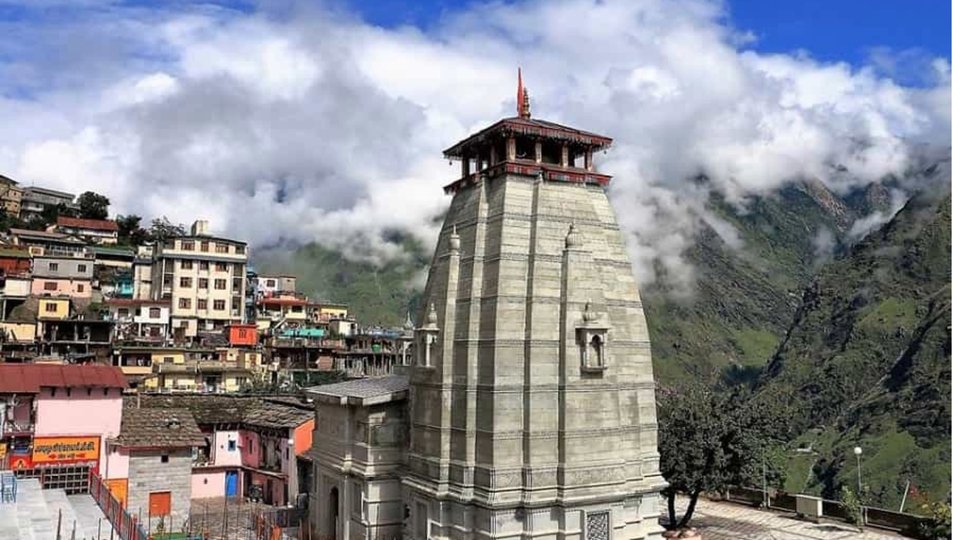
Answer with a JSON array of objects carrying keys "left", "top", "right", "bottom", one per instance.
[
  {"left": 225, "top": 471, "right": 238, "bottom": 497},
  {"left": 148, "top": 491, "right": 171, "bottom": 517}
]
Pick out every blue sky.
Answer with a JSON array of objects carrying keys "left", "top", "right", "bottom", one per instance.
[
  {"left": 345, "top": 0, "right": 951, "bottom": 81},
  {"left": 0, "top": 0, "right": 948, "bottom": 270}
]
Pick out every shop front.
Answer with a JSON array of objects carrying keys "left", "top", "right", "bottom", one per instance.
[{"left": 13, "top": 435, "right": 101, "bottom": 494}]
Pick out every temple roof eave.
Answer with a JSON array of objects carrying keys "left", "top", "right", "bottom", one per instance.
[{"left": 442, "top": 117, "right": 612, "bottom": 159}]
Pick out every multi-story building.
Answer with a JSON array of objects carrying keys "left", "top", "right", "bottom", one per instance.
[
  {"left": 149, "top": 220, "right": 248, "bottom": 338},
  {"left": 20, "top": 186, "right": 77, "bottom": 222},
  {"left": 256, "top": 275, "right": 297, "bottom": 297},
  {"left": 31, "top": 253, "right": 95, "bottom": 299},
  {"left": 132, "top": 246, "right": 154, "bottom": 300},
  {"left": 0, "top": 174, "right": 23, "bottom": 217},
  {"left": 7, "top": 228, "right": 86, "bottom": 257},
  {"left": 135, "top": 394, "right": 316, "bottom": 505},
  {"left": 256, "top": 291, "right": 309, "bottom": 330},
  {"left": 53, "top": 216, "right": 119, "bottom": 245},
  {"left": 0, "top": 363, "right": 126, "bottom": 492},
  {"left": 106, "top": 298, "right": 171, "bottom": 343}
]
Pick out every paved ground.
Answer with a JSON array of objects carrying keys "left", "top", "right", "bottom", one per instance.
[{"left": 664, "top": 497, "right": 902, "bottom": 540}]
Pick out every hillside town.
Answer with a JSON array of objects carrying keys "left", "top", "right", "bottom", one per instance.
[{"left": 0, "top": 176, "right": 416, "bottom": 538}]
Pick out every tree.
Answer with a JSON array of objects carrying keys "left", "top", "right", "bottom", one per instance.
[
  {"left": 77, "top": 191, "right": 110, "bottom": 220},
  {"left": 658, "top": 382, "right": 784, "bottom": 530},
  {"left": 146, "top": 217, "right": 187, "bottom": 242},
  {"left": 116, "top": 214, "right": 148, "bottom": 246}
]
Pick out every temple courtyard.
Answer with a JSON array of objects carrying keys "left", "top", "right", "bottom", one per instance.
[{"left": 667, "top": 497, "right": 902, "bottom": 539}]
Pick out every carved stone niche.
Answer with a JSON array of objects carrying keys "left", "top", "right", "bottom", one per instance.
[
  {"left": 576, "top": 302, "right": 609, "bottom": 374},
  {"left": 415, "top": 303, "right": 440, "bottom": 369}
]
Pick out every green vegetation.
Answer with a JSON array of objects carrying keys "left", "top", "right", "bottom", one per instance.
[
  {"left": 754, "top": 187, "right": 951, "bottom": 511},
  {"left": 251, "top": 234, "right": 429, "bottom": 326},
  {"left": 658, "top": 381, "right": 787, "bottom": 529}
]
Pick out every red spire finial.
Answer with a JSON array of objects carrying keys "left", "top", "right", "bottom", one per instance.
[
  {"left": 517, "top": 67, "right": 524, "bottom": 117},
  {"left": 517, "top": 67, "right": 531, "bottom": 119}
]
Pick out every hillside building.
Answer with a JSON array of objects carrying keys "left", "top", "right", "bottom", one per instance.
[
  {"left": 53, "top": 216, "right": 119, "bottom": 245},
  {"left": 20, "top": 187, "right": 77, "bottom": 222},
  {"left": 0, "top": 175, "right": 23, "bottom": 217},
  {"left": 149, "top": 220, "right": 248, "bottom": 338}
]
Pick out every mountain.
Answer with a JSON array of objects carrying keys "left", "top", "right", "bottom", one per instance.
[
  {"left": 251, "top": 236, "right": 428, "bottom": 326},
  {"left": 752, "top": 185, "right": 951, "bottom": 510},
  {"left": 252, "top": 155, "right": 950, "bottom": 510}
]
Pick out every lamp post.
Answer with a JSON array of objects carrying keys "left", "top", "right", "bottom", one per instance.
[{"left": 853, "top": 446, "right": 863, "bottom": 493}]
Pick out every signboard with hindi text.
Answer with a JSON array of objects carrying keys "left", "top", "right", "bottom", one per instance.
[{"left": 32, "top": 436, "right": 100, "bottom": 465}]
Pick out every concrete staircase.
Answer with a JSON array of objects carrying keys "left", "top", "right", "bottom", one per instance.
[{"left": 0, "top": 478, "right": 115, "bottom": 540}]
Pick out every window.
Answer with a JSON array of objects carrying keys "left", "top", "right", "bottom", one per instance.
[
  {"left": 181, "top": 260, "right": 193, "bottom": 270},
  {"left": 181, "top": 241, "right": 195, "bottom": 251},
  {"left": 215, "top": 243, "right": 229, "bottom": 254},
  {"left": 198, "top": 278, "right": 209, "bottom": 289},
  {"left": 586, "top": 512, "right": 610, "bottom": 540},
  {"left": 77, "top": 284, "right": 84, "bottom": 293},
  {"left": 266, "top": 279, "right": 276, "bottom": 288},
  {"left": 179, "top": 277, "right": 192, "bottom": 288},
  {"left": 236, "top": 245, "right": 246, "bottom": 255},
  {"left": 118, "top": 308, "right": 130, "bottom": 318},
  {"left": 149, "top": 307, "right": 161, "bottom": 318},
  {"left": 178, "top": 298, "right": 191, "bottom": 309},
  {"left": 77, "top": 264, "right": 87, "bottom": 273},
  {"left": 228, "top": 440, "right": 236, "bottom": 451},
  {"left": 353, "top": 482, "right": 363, "bottom": 517},
  {"left": 200, "top": 241, "right": 209, "bottom": 252},
  {"left": 44, "top": 281, "right": 57, "bottom": 291},
  {"left": 199, "top": 261, "right": 209, "bottom": 271},
  {"left": 214, "top": 279, "right": 226, "bottom": 290},
  {"left": 215, "top": 262, "right": 228, "bottom": 272},
  {"left": 44, "top": 302, "right": 57, "bottom": 313},
  {"left": 160, "top": 454, "right": 169, "bottom": 463},
  {"left": 213, "top": 300, "right": 225, "bottom": 311},
  {"left": 197, "top": 299, "right": 208, "bottom": 310}
]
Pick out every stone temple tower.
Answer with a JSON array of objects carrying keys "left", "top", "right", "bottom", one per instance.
[{"left": 403, "top": 72, "right": 665, "bottom": 539}]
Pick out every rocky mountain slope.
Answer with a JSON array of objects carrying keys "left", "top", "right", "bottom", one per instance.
[{"left": 753, "top": 185, "right": 951, "bottom": 510}]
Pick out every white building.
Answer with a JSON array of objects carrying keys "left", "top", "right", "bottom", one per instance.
[{"left": 149, "top": 221, "right": 248, "bottom": 338}]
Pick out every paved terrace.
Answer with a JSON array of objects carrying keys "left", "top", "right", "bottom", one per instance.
[{"left": 666, "top": 497, "right": 902, "bottom": 540}]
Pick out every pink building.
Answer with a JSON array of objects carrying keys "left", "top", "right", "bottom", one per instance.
[
  {"left": 0, "top": 364, "right": 126, "bottom": 492},
  {"left": 32, "top": 277, "right": 93, "bottom": 298}
]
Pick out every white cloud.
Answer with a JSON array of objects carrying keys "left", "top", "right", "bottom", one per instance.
[{"left": 0, "top": 0, "right": 949, "bottom": 294}]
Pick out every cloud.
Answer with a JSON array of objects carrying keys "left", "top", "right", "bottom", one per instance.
[{"left": 0, "top": 0, "right": 949, "bottom": 294}]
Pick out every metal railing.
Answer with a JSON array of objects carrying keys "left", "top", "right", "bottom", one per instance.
[
  {"left": 89, "top": 471, "right": 148, "bottom": 540},
  {"left": 718, "top": 485, "right": 932, "bottom": 537}
]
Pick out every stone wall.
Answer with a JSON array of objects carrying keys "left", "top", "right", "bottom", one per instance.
[{"left": 127, "top": 449, "right": 194, "bottom": 534}]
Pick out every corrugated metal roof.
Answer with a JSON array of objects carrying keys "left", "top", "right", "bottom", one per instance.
[
  {"left": 56, "top": 217, "right": 119, "bottom": 232},
  {"left": 307, "top": 375, "right": 408, "bottom": 400},
  {"left": 0, "top": 364, "right": 128, "bottom": 393}
]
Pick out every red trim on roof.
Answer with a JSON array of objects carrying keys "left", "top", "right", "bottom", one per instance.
[
  {"left": 56, "top": 216, "right": 119, "bottom": 232},
  {"left": 443, "top": 117, "right": 612, "bottom": 158},
  {"left": 106, "top": 298, "right": 170, "bottom": 307},
  {"left": 0, "top": 364, "right": 127, "bottom": 394},
  {"left": 258, "top": 297, "right": 308, "bottom": 306}
]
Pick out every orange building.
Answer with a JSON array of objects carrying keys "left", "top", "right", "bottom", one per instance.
[{"left": 227, "top": 323, "right": 258, "bottom": 346}]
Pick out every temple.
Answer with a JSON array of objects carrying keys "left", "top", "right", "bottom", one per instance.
[{"left": 309, "top": 70, "right": 665, "bottom": 540}]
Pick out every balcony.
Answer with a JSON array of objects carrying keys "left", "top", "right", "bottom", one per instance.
[{"left": 0, "top": 420, "right": 34, "bottom": 436}]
